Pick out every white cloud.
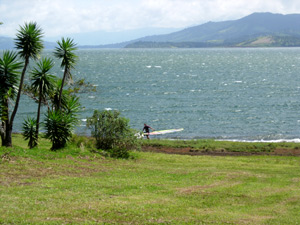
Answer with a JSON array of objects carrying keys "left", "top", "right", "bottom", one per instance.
[{"left": 1, "top": 0, "right": 300, "bottom": 38}]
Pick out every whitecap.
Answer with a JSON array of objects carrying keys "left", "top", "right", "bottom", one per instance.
[
  {"left": 88, "top": 96, "right": 95, "bottom": 98},
  {"left": 154, "top": 66, "right": 162, "bottom": 68},
  {"left": 217, "top": 139, "right": 300, "bottom": 143},
  {"left": 146, "top": 65, "right": 152, "bottom": 68},
  {"left": 81, "top": 119, "right": 87, "bottom": 122},
  {"left": 105, "top": 108, "right": 112, "bottom": 111}
]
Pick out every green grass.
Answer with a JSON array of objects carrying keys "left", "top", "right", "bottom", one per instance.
[
  {"left": 143, "top": 138, "right": 300, "bottom": 153},
  {"left": 1, "top": 135, "right": 300, "bottom": 224}
]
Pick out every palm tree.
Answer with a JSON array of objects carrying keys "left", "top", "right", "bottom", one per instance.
[
  {"left": 54, "top": 37, "right": 77, "bottom": 109},
  {"left": 0, "top": 51, "right": 23, "bottom": 146},
  {"left": 30, "top": 57, "right": 56, "bottom": 144},
  {"left": 4, "top": 22, "right": 44, "bottom": 147}
]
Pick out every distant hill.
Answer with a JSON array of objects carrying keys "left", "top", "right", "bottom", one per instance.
[
  {"left": 0, "top": 36, "right": 56, "bottom": 50},
  {"left": 0, "top": 36, "right": 15, "bottom": 49},
  {"left": 125, "top": 12, "right": 300, "bottom": 48},
  {"left": 2, "top": 13, "right": 300, "bottom": 49}
]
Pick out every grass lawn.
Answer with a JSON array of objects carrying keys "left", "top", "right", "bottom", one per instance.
[{"left": 0, "top": 134, "right": 300, "bottom": 224}]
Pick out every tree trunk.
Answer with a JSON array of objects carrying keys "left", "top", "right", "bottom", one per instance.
[
  {"left": 57, "top": 67, "right": 68, "bottom": 109},
  {"left": 6, "top": 57, "right": 29, "bottom": 147},
  {"left": 35, "top": 88, "right": 42, "bottom": 142},
  {"left": 1, "top": 98, "right": 10, "bottom": 147},
  {"left": 1, "top": 121, "right": 6, "bottom": 146},
  {"left": 4, "top": 124, "right": 12, "bottom": 147}
]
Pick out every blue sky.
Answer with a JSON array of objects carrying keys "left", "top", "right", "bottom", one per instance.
[{"left": 1, "top": 0, "right": 300, "bottom": 44}]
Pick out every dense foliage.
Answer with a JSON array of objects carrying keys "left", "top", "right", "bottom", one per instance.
[
  {"left": 87, "top": 110, "right": 140, "bottom": 158},
  {"left": 0, "top": 51, "right": 23, "bottom": 146},
  {"left": 22, "top": 116, "right": 37, "bottom": 149}
]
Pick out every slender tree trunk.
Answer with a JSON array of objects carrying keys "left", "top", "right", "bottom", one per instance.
[
  {"left": 0, "top": 121, "right": 5, "bottom": 144},
  {"left": 1, "top": 121, "right": 7, "bottom": 146},
  {"left": 1, "top": 98, "right": 10, "bottom": 146},
  {"left": 4, "top": 123, "right": 12, "bottom": 147},
  {"left": 7, "top": 57, "right": 29, "bottom": 147},
  {"left": 57, "top": 67, "right": 68, "bottom": 109},
  {"left": 35, "top": 87, "right": 42, "bottom": 142}
]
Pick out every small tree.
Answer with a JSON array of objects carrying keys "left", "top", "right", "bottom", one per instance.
[
  {"left": 0, "top": 51, "right": 23, "bottom": 146},
  {"left": 54, "top": 37, "right": 77, "bottom": 109},
  {"left": 30, "top": 57, "right": 56, "bottom": 144},
  {"left": 87, "top": 110, "right": 139, "bottom": 158},
  {"left": 4, "top": 22, "right": 44, "bottom": 147}
]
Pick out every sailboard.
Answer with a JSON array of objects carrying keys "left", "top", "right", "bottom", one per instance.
[{"left": 147, "top": 128, "right": 184, "bottom": 135}]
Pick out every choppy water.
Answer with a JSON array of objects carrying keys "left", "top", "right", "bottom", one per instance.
[{"left": 17, "top": 48, "right": 300, "bottom": 141}]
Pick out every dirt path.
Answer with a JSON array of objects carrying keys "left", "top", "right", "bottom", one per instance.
[{"left": 142, "top": 146, "right": 300, "bottom": 156}]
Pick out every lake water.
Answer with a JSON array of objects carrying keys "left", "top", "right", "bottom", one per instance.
[{"left": 17, "top": 48, "right": 300, "bottom": 141}]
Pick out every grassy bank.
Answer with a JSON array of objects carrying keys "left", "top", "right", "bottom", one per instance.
[
  {"left": 1, "top": 135, "right": 300, "bottom": 224},
  {"left": 143, "top": 138, "right": 300, "bottom": 153}
]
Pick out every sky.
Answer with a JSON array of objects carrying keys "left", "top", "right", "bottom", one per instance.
[{"left": 1, "top": 0, "right": 300, "bottom": 45}]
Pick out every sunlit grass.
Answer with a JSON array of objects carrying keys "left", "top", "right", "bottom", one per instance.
[
  {"left": 0, "top": 135, "right": 300, "bottom": 224},
  {"left": 143, "top": 138, "right": 300, "bottom": 153}
]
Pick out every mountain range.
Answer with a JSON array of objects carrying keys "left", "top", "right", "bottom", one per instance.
[
  {"left": 1, "top": 12, "right": 300, "bottom": 49},
  {"left": 125, "top": 12, "right": 300, "bottom": 48}
]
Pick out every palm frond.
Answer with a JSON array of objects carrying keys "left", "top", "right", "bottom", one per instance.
[{"left": 14, "top": 22, "right": 44, "bottom": 60}]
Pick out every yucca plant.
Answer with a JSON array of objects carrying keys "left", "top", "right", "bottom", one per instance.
[
  {"left": 22, "top": 116, "right": 37, "bottom": 149},
  {"left": 44, "top": 95, "right": 80, "bottom": 150},
  {"left": 0, "top": 51, "right": 23, "bottom": 146},
  {"left": 4, "top": 22, "right": 44, "bottom": 147},
  {"left": 44, "top": 110, "right": 73, "bottom": 150},
  {"left": 30, "top": 57, "right": 56, "bottom": 144},
  {"left": 54, "top": 37, "right": 77, "bottom": 109}
]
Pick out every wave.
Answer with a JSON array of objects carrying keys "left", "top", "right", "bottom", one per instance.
[{"left": 217, "top": 138, "right": 300, "bottom": 143}]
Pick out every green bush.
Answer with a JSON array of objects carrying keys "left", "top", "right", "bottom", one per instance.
[
  {"left": 44, "top": 109, "right": 76, "bottom": 150},
  {"left": 86, "top": 110, "right": 139, "bottom": 158},
  {"left": 22, "top": 116, "right": 38, "bottom": 149}
]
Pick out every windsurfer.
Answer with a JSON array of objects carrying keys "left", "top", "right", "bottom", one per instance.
[{"left": 143, "top": 123, "right": 154, "bottom": 139}]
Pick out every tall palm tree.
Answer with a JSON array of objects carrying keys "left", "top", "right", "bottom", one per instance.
[
  {"left": 54, "top": 37, "right": 77, "bottom": 109},
  {"left": 0, "top": 51, "right": 23, "bottom": 146},
  {"left": 30, "top": 57, "right": 56, "bottom": 144},
  {"left": 4, "top": 22, "right": 44, "bottom": 147}
]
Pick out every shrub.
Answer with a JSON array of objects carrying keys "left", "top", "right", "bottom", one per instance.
[
  {"left": 44, "top": 95, "right": 80, "bottom": 151},
  {"left": 86, "top": 110, "right": 139, "bottom": 158},
  {"left": 44, "top": 109, "right": 76, "bottom": 150},
  {"left": 22, "top": 116, "right": 38, "bottom": 149}
]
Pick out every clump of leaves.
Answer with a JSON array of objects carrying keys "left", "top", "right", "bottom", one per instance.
[
  {"left": 22, "top": 116, "right": 38, "bottom": 149},
  {"left": 44, "top": 109, "right": 75, "bottom": 150},
  {"left": 87, "top": 110, "right": 140, "bottom": 158}
]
